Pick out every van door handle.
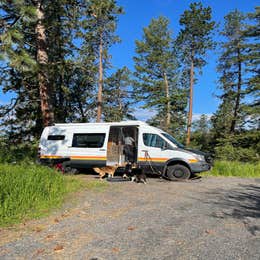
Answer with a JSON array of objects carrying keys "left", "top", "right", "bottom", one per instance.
[{"left": 99, "top": 149, "right": 106, "bottom": 151}]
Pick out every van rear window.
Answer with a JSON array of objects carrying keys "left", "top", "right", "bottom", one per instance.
[
  {"left": 48, "top": 135, "right": 65, "bottom": 140},
  {"left": 72, "top": 133, "right": 105, "bottom": 148}
]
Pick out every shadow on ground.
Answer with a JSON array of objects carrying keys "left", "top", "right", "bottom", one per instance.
[{"left": 202, "top": 184, "right": 260, "bottom": 235}]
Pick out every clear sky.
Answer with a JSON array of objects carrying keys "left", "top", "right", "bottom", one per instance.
[{"left": 110, "top": 0, "right": 259, "bottom": 120}]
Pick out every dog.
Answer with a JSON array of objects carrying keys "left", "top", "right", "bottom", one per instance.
[
  {"left": 123, "top": 167, "right": 147, "bottom": 184},
  {"left": 93, "top": 166, "right": 118, "bottom": 179}
]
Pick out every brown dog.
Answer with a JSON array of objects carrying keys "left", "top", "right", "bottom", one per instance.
[{"left": 93, "top": 166, "right": 118, "bottom": 179}]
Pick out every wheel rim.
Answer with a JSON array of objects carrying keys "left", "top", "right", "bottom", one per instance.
[
  {"left": 174, "top": 169, "right": 185, "bottom": 178},
  {"left": 167, "top": 165, "right": 191, "bottom": 180}
]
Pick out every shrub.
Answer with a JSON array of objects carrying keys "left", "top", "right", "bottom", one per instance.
[
  {"left": 0, "top": 142, "right": 38, "bottom": 163},
  {"left": 214, "top": 144, "right": 259, "bottom": 162}
]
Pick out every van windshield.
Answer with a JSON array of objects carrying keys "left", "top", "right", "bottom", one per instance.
[{"left": 162, "top": 133, "right": 185, "bottom": 149}]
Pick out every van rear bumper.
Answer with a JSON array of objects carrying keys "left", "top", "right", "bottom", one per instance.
[
  {"left": 190, "top": 161, "right": 211, "bottom": 173},
  {"left": 39, "top": 157, "right": 70, "bottom": 165}
]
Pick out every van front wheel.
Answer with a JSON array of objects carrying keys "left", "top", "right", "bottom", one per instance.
[{"left": 167, "top": 164, "right": 191, "bottom": 180}]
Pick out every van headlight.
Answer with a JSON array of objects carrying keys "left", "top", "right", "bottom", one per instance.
[
  {"left": 195, "top": 154, "right": 205, "bottom": 161},
  {"left": 190, "top": 153, "right": 205, "bottom": 162}
]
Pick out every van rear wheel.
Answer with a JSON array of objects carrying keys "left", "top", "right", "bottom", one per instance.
[
  {"left": 167, "top": 164, "right": 191, "bottom": 180},
  {"left": 63, "top": 166, "right": 78, "bottom": 175}
]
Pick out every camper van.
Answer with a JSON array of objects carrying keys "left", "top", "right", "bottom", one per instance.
[{"left": 39, "top": 121, "right": 212, "bottom": 180}]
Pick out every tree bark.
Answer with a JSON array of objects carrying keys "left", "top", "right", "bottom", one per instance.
[
  {"left": 186, "top": 50, "right": 194, "bottom": 146},
  {"left": 164, "top": 72, "right": 171, "bottom": 128},
  {"left": 96, "top": 35, "right": 103, "bottom": 122},
  {"left": 230, "top": 47, "right": 242, "bottom": 133},
  {"left": 35, "top": 1, "right": 54, "bottom": 126},
  {"left": 118, "top": 83, "right": 123, "bottom": 121}
]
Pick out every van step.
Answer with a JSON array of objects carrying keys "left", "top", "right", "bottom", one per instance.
[{"left": 107, "top": 176, "right": 130, "bottom": 182}]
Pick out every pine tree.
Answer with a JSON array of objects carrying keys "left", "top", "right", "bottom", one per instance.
[
  {"left": 35, "top": 0, "right": 54, "bottom": 126},
  {"left": 212, "top": 9, "right": 259, "bottom": 161},
  {"left": 215, "top": 10, "right": 247, "bottom": 134},
  {"left": 103, "top": 67, "right": 135, "bottom": 122},
  {"left": 1, "top": 0, "right": 125, "bottom": 144},
  {"left": 63, "top": 57, "right": 97, "bottom": 123},
  {"left": 243, "top": 6, "right": 260, "bottom": 129},
  {"left": 0, "top": 0, "right": 40, "bottom": 141},
  {"left": 176, "top": 2, "right": 215, "bottom": 145},
  {"left": 43, "top": 0, "right": 88, "bottom": 123},
  {"left": 211, "top": 96, "right": 234, "bottom": 139},
  {"left": 79, "top": 0, "right": 123, "bottom": 122},
  {"left": 0, "top": 0, "right": 79, "bottom": 141},
  {"left": 190, "top": 114, "right": 212, "bottom": 151},
  {"left": 133, "top": 16, "right": 182, "bottom": 132}
]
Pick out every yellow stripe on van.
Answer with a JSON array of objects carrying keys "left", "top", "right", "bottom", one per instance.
[
  {"left": 138, "top": 157, "right": 169, "bottom": 163},
  {"left": 40, "top": 155, "right": 62, "bottom": 159}
]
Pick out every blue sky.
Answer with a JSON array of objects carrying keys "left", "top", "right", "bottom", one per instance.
[{"left": 109, "top": 0, "right": 258, "bottom": 120}]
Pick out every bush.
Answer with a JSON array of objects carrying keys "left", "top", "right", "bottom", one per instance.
[
  {"left": 214, "top": 144, "right": 259, "bottom": 162},
  {"left": 0, "top": 142, "right": 38, "bottom": 163}
]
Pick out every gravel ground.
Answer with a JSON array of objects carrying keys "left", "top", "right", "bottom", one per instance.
[{"left": 0, "top": 175, "right": 260, "bottom": 260}]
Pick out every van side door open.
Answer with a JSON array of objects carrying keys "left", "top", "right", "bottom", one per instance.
[{"left": 107, "top": 126, "right": 138, "bottom": 166}]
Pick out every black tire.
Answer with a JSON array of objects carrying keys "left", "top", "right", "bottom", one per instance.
[
  {"left": 63, "top": 166, "right": 78, "bottom": 175},
  {"left": 167, "top": 164, "right": 191, "bottom": 180}
]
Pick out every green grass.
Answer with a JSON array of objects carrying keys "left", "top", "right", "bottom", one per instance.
[
  {"left": 203, "top": 160, "right": 260, "bottom": 178},
  {"left": 0, "top": 163, "right": 107, "bottom": 227}
]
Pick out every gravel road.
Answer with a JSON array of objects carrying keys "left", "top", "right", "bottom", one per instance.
[{"left": 0, "top": 175, "right": 260, "bottom": 260}]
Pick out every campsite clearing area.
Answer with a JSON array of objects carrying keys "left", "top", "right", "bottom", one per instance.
[{"left": 0, "top": 175, "right": 259, "bottom": 259}]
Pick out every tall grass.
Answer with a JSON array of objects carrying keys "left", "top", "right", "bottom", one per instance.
[
  {"left": 0, "top": 163, "right": 104, "bottom": 227},
  {"left": 205, "top": 160, "right": 260, "bottom": 178}
]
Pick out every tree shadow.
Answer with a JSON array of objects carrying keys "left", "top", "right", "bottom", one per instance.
[{"left": 203, "top": 184, "right": 260, "bottom": 235}]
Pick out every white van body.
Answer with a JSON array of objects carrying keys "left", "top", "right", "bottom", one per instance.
[{"left": 39, "top": 121, "right": 211, "bottom": 179}]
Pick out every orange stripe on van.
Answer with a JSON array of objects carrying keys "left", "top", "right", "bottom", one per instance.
[
  {"left": 41, "top": 155, "right": 106, "bottom": 161},
  {"left": 138, "top": 157, "right": 169, "bottom": 163},
  {"left": 40, "top": 155, "right": 62, "bottom": 159}
]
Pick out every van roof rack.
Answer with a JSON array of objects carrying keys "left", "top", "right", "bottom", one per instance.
[{"left": 54, "top": 120, "right": 147, "bottom": 127}]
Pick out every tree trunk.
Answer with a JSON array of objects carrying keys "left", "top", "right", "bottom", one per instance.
[
  {"left": 230, "top": 47, "right": 242, "bottom": 133},
  {"left": 96, "top": 35, "right": 103, "bottom": 122},
  {"left": 77, "top": 97, "right": 86, "bottom": 122},
  {"left": 35, "top": 1, "right": 54, "bottom": 126},
  {"left": 118, "top": 83, "right": 123, "bottom": 121},
  {"left": 164, "top": 72, "right": 171, "bottom": 128},
  {"left": 186, "top": 51, "right": 194, "bottom": 146}
]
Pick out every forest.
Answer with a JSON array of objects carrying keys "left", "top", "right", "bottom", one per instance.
[{"left": 0, "top": 0, "right": 259, "bottom": 163}]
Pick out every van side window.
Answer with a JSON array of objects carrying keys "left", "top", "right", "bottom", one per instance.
[
  {"left": 48, "top": 135, "right": 65, "bottom": 140},
  {"left": 143, "top": 133, "right": 167, "bottom": 148},
  {"left": 72, "top": 133, "right": 105, "bottom": 148}
]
